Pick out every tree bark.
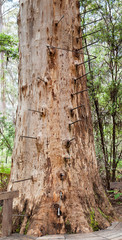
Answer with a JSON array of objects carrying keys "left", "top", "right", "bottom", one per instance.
[{"left": 8, "top": 0, "right": 114, "bottom": 236}]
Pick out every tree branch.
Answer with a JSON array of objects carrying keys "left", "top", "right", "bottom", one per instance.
[{"left": 0, "top": 128, "right": 12, "bottom": 151}]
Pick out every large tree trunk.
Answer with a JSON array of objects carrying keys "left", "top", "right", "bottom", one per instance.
[{"left": 8, "top": 0, "right": 114, "bottom": 237}]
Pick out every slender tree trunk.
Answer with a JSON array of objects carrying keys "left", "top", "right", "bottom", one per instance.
[
  {"left": 0, "top": 1, "right": 3, "bottom": 113},
  {"left": 8, "top": 0, "right": 114, "bottom": 236},
  {"left": 0, "top": 0, "right": 6, "bottom": 115},
  {"left": 94, "top": 99, "right": 110, "bottom": 189},
  {"left": 112, "top": 110, "right": 116, "bottom": 181},
  {"left": 0, "top": 1, "right": 2, "bottom": 32},
  {"left": 112, "top": 49, "right": 120, "bottom": 181},
  {"left": 1, "top": 52, "right": 6, "bottom": 114},
  {"left": 84, "top": 36, "right": 110, "bottom": 190}
]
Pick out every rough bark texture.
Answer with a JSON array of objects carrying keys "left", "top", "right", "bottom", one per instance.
[{"left": 8, "top": 0, "right": 114, "bottom": 237}]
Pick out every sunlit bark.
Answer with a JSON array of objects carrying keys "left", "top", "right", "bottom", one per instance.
[{"left": 8, "top": 0, "right": 114, "bottom": 236}]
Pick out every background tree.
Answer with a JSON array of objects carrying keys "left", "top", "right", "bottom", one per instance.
[
  {"left": 80, "top": 0, "right": 122, "bottom": 187},
  {"left": 0, "top": 0, "right": 18, "bottom": 165}
]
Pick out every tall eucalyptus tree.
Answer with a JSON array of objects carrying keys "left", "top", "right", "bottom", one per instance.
[{"left": 8, "top": 0, "right": 114, "bottom": 236}]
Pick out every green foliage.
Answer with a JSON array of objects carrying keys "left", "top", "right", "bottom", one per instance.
[
  {"left": 114, "top": 192, "right": 122, "bottom": 200},
  {"left": 108, "top": 190, "right": 122, "bottom": 200},
  {"left": 98, "top": 208, "right": 109, "bottom": 221},
  {"left": 0, "top": 113, "right": 15, "bottom": 164},
  {"left": 117, "top": 161, "right": 122, "bottom": 169},
  {"left": 0, "top": 162, "right": 11, "bottom": 174},
  {"left": 0, "top": 32, "right": 18, "bottom": 59},
  {"left": 112, "top": 189, "right": 122, "bottom": 200},
  {"left": 65, "top": 219, "right": 72, "bottom": 234},
  {"left": 0, "top": 164, "right": 10, "bottom": 190},
  {"left": 14, "top": 214, "right": 25, "bottom": 234},
  {"left": 24, "top": 219, "right": 30, "bottom": 235},
  {"left": 15, "top": 226, "right": 20, "bottom": 233},
  {"left": 90, "top": 208, "right": 99, "bottom": 231}
]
